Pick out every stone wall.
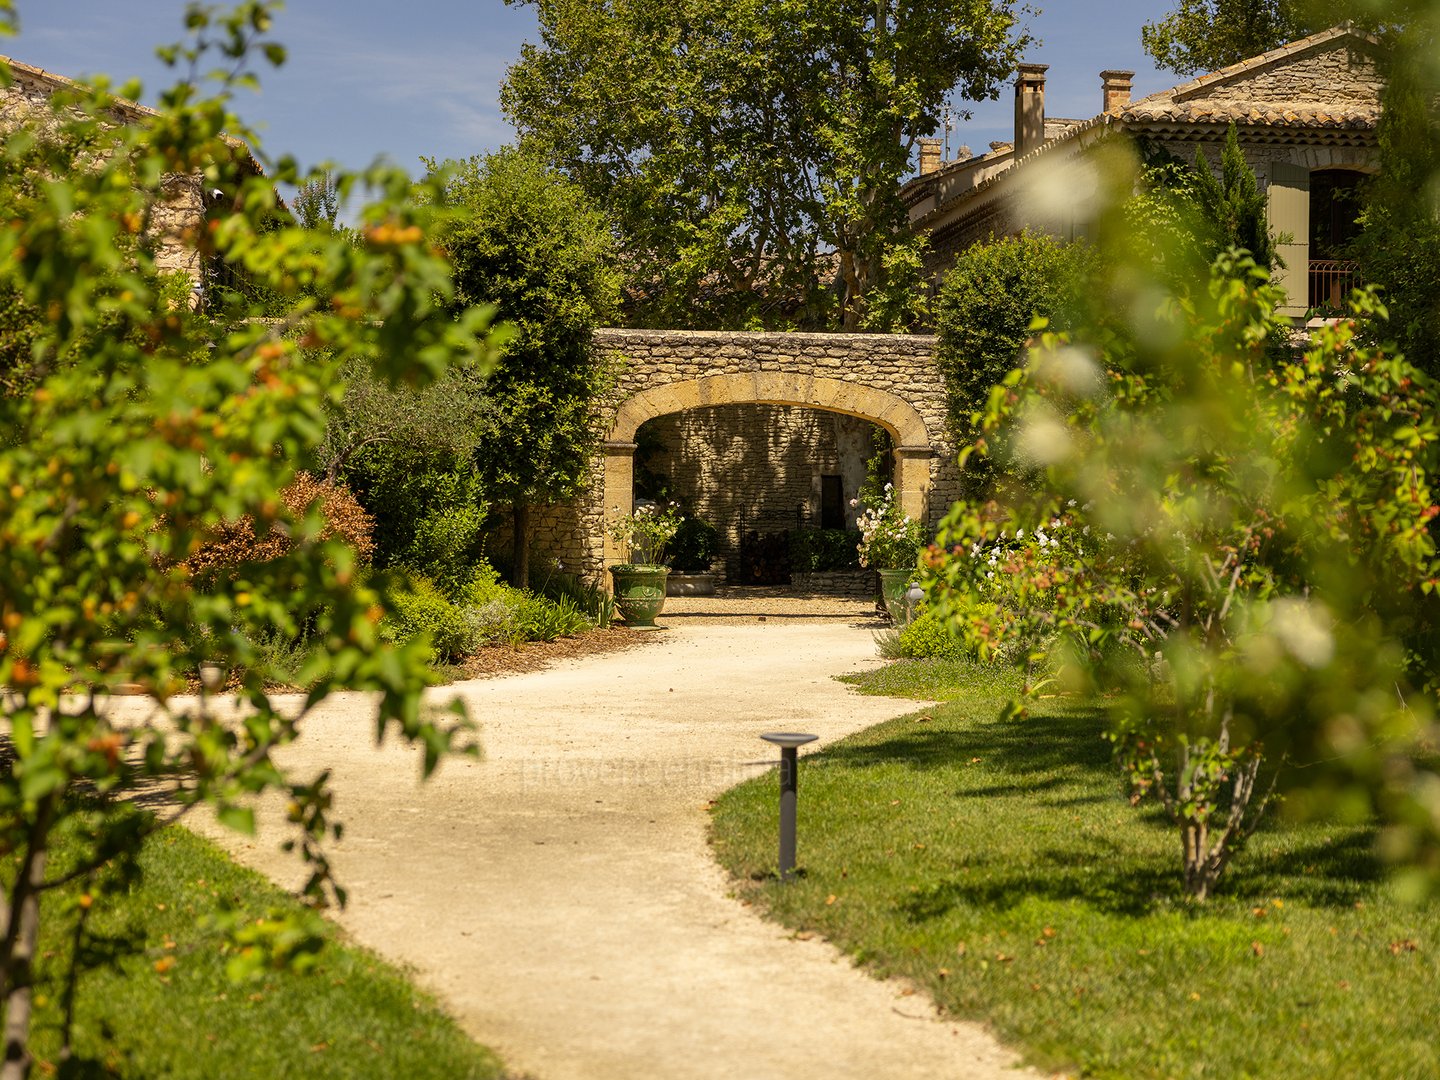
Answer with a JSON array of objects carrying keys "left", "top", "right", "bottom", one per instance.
[
  {"left": 515, "top": 329, "right": 957, "bottom": 589},
  {"left": 641, "top": 404, "right": 879, "bottom": 571},
  {"left": 0, "top": 57, "right": 220, "bottom": 290},
  {"left": 791, "top": 570, "right": 876, "bottom": 599},
  {"left": 1184, "top": 42, "right": 1383, "bottom": 108}
]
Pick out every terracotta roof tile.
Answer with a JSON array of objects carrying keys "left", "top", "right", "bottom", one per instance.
[{"left": 1121, "top": 99, "right": 1378, "bottom": 128}]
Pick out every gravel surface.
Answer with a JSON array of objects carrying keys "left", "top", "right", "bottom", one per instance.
[{"left": 133, "top": 599, "right": 1039, "bottom": 1080}]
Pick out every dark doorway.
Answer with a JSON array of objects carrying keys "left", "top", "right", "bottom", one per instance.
[{"left": 819, "top": 475, "right": 845, "bottom": 530}]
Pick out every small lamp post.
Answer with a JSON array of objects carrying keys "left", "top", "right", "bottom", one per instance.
[
  {"left": 759, "top": 732, "right": 819, "bottom": 881},
  {"left": 903, "top": 581, "right": 925, "bottom": 627}
]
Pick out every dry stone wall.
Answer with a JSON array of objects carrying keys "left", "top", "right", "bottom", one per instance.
[{"left": 1184, "top": 43, "right": 1383, "bottom": 108}]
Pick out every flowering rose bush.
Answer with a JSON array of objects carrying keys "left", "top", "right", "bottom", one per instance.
[{"left": 854, "top": 484, "right": 926, "bottom": 569}]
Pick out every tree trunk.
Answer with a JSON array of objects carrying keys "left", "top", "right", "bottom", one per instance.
[
  {"left": 1182, "top": 821, "right": 1213, "bottom": 902},
  {"left": 512, "top": 501, "right": 531, "bottom": 591},
  {"left": 2, "top": 798, "right": 57, "bottom": 1080}
]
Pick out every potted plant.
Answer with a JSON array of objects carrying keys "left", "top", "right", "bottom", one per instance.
[
  {"left": 666, "top": 513, "right": 720, "bottom": 596},
  {"left": 854, "top": 484, "right": 926, "bottom": 623},
  {"left": 607, "top": 502, "right": 682, "bottom": 626}
]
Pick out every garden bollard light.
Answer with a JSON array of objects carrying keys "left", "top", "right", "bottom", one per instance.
[
  {"left": 904, "top": 581, "right": 924, "bottom": 627},
  {"left": 760, "top": 732, "right": 819, "bottom": 881}
]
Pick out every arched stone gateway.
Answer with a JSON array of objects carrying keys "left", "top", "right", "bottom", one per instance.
[{"left": 523, "top": 329, "right": 960, "bottom": 584}]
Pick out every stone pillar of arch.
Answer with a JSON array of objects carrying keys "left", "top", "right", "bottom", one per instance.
[
  {"left": 894, "top": 445, "right": 933, "bottom": 522},
  {"left": 600, "top": 440, "right": 637, "bottom": 568}
]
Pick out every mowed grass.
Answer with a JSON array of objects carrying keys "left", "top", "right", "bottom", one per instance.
[
  {"left": 710, "top": 658, "right": 1440, "bottom": 1080},
  {"left": 19, "top": 822, "right": 505, "bottom": 1079}
]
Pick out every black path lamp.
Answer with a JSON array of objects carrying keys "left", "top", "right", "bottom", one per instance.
[{"left": 759, "top": 732, "right": 819, "bottom": 882}]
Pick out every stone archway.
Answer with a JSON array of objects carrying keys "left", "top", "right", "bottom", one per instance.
[
  {"left": 514, "top": 329, "right": 956, "bottom": 584},
  {"left": 587, "top": 330, "right": 957, "bottom": 581},
  {"left": 601, "top": 372, "right": 935, "bottom": 569}
]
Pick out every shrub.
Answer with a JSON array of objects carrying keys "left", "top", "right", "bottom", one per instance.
[
  {"left": 403, "top": 499, "right": 491, "bottom": 598},
  {"left": 515, "top": 593, "right": 591, "bottom": 642},
  {"left": 187, "top": 472, "right": 376, "bottom": 579},
  {"left": 348, "top": 463, "right": 489, "bottom": 588},
  {"left": 669, "top": 514, "right": 719, "bottom": 572},
  {"left": 384, "top": 577, "right": 480, "bottom": 662},
  {"left": 606, "top": 502, "right": 681, "bottom": 565},
  {"left": 935, "top": 232, "right": 1093, "bottom": 451},
  {"left": 854, "top": 485, "right": 925, "bottom": 570},
  {"left": 897, "top": 610, "right": 965, "bottom": 660},
  {"left": 537, "top": 569, "right": 616, "bottom": 626},
  {"left": 789, "top": 528, "right": 861, "bottom": 573}
]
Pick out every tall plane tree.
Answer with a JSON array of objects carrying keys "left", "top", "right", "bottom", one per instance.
[
  {"left": 1141, "top": 0, "right": 1367, "bottom": 76},
  {"left": 501, "top": 0, "right": 1028, "bottom": 331}
]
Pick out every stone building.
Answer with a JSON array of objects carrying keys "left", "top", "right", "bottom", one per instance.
[
  {"left": 0, "top": 53, "right": 260, "bottom": 292},
  {"left": 902, "top": 24, "right": 1384, "bottom": 319}
]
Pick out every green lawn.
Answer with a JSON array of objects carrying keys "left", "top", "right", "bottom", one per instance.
[
  {"left": 710, "top": 658, "right": 1440, "bottom": 1080},
  {"left": 20, "top": 823, "right": 506, "bottom": 1079}
]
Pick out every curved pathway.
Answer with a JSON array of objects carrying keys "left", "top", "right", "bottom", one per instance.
[{"left": 194, "top": 598, "right": 1041, "bottom": 1080}]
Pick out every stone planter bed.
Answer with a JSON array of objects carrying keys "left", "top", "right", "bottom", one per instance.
[
  {"left": 788, "top": 569, "right": 875, "bottom": 599},
  {"left": 666, "top": 572, "right": 718, "bottom": 597}
]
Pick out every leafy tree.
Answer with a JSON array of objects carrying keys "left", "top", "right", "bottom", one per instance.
[
  {"left": 934, "top": 231, "right": 1095, "bottom": 457},
  {"left": 501, "top": 0, "right": 1029, "bottom": 330},
  {"left": 1120, "top": 154, "right": 1219, "bottom": 289},
  {"left": 1141, "top": 0, "right": 1325, "bottom": 76},
  {"left": 427, "top": 147, "right": 620, "bottom": 589},
  {"left": 0, "top": 4, "right": 505, "bottom": 1070},
  {"left": 929, "top": 254, "right": 1440, "bottom": 901},
  {"left": 1351, "top": 24, "right": 1440, "bottom": 379}
]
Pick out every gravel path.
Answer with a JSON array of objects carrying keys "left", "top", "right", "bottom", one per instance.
[{"left": 181, "top": 598, "right": 1040, "bottom": 1080}]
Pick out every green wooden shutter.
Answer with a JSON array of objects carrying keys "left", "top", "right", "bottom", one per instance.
[{"left": 1268, "top": 161, "right": 1311, "bottom": 317}]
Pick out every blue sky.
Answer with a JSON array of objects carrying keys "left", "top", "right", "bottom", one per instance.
[{"left": 7, "top": 1, "right": 1176, "bottom": 177}]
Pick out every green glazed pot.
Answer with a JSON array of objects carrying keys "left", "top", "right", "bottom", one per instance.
[
  {"left": 610, "top": 564, "right": 670, "bottom": 627},
  {"left": 876, "top": 568, "right": 915, "bottom": 625}
]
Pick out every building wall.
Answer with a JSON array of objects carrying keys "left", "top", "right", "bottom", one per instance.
[
  {"left": 0, "top": 60, "right": 208, "bottom": 286},
  {"left": 1186, "top": 44, "right": 1383, "bottom": 107}
]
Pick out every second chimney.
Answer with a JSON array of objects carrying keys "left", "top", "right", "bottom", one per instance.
[
  {"left": 1101, "top": 70, "right": 1134, "bottom": 114},
  {"left": 1013, "top": 63, "right": 1048, "bottom": 159},
  {"left": 918, "top": 137, "right": 943, "bottom": 176}
]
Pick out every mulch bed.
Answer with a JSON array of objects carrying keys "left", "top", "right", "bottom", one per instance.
[{"left": 449, "top": 626, "right": 654, "bottom": 681}]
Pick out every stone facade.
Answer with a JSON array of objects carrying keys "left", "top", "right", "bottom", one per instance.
[
  {"left": 515, "top": 328, "right": 957, "bottom": 587},
  {"left": 0, "top": 54, "right": 249, "bottom": 290},
  {"left": 1148, "top": 40, "right": 1383, "bottom": 111},
  {"left": 903, "top": 25, "right": 1385, "bottom": 311}
]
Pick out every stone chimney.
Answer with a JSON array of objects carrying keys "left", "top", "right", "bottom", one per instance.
[
  {"left": 918, "top": 137, "right": 943, "bottom": 176},
  {"left": 1101, "top": 70, "right": 1134, "bottom": 114},
  {"left": 1013, "top": 63, "right": 1048, "bottom": 159}
]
